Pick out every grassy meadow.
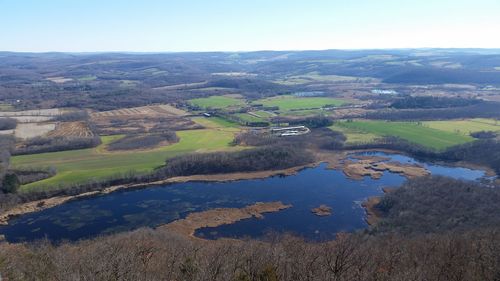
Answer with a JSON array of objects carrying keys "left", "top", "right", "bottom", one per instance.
[
  {"left": 329, "top": 124, "right": 379, "bottom": 144},
  {"left": 188, "top": 95, "right": 246, "bottom": 109},
  {"left": 254, "top": 95, "right": 346, "bottom": 111},
  {"left": 335, "top": 120, "right": 475, "bottom": 150},
  {"left": 12, "top": 128, "right": 239, "bottom": 192},
  {"left": 422, "top": 119, "right": 500, "bottom": 135}
]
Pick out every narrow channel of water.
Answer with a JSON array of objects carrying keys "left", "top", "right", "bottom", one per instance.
[{"left": 0, "top": 152, "right": 488, "bottom": 243}]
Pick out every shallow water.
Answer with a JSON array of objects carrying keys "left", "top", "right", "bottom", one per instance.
[{"left": 0, "top": 152, "right": 488, "bottom": 243}]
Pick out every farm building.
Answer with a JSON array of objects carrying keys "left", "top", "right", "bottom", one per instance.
[{"left": 270, "top": 126, "right": 310, "bottom": 137}]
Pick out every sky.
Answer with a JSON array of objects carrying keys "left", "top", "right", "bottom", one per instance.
[{"left": 1, "top": 0, "right": 500, "bottom": 52}]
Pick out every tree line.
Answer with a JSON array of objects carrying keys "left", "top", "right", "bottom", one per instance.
[
  {"left": 373, "top": 176, "right": 500, "bottom": 235},
  {"left": 107, "top": 131, "right": 178, "bottom": 151},
  {"left": 364, "top": 101, "right": 500, "bottom": 121}
]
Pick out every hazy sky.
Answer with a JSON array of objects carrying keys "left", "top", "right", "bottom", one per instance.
[{"left": 1, "top": 0, "right": 500, "bottom": 52}]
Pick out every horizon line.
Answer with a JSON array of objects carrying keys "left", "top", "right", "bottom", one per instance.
[{"left": 2, "top": 47, "right": 500, "bottom": 55}]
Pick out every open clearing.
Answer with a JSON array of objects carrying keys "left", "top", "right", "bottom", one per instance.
[
  {"left": 90, "top": 104, "right": 187, "bottom": 118},
  {"left": 0, "top": 104, "right": 14, "bottom": 111},
  {"left": 254, "top": 95, "right": 347, "bottom": 111},
  {"left": 12, "top": 128, "right": 239, "bottom": 192},
  {"left": 422, "top": 119, "right": 500, "bottom": 135},
  {"left": 188, "top": 96, "right": 246, "bottom": 109},
  {"left": 192, "top": 117, "right": 240, "bottom": 129},
  {"left": 0, "top": 108, "right": 62, "bottom": 117},
  {"left": 336, "top": 120, "right": 474, "bottom": 150},
  {"left": 14, "top": 123, "right": 56, "bottom": 139},
  {"left": 235, "top": 113, "right": 265, "bottom": 123},
  {"left": 329, "top": 124, "right": 379, "bottom": 144},
  {"left": 46, "top": 77, "right": 73, "bottom": 83},
  {"left": 274, "top": 72, "right": 377, "bottom": 85},
  {"left": 48, "top": 122, "right": 94, "bottom": 137}
]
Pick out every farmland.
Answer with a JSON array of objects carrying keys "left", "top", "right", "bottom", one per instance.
[
  {"left": 335, "top": 120, "right": 475, "bottom": 150},
  {"left": 48, "top": 122, "right": 94, "bottom": 137},
  {"left": 12, "top": 128, "right": 239, "bottom": 192},
  {"left": 422, "top": 119, "right": 500, "bottom": 135},
  {"left": 188, "top": 96, "right": 246, "bottom": 109},
  {"left": 274, "top": 72, "right": 377, "bottom": 85},
  {"left": 90, "top": 104, "right": 187, "bottom": 118},
  {"left": 254, "top": 95, "right": 347, "bottom": 111},
  {"left": 329, "top": 124, "right": 379, "bottom": 144},
  {"left": 234, "top": 113, "right": 265, "bottom": 123}
]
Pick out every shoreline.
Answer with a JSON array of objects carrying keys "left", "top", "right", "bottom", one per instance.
[
  {"left": 0, "top": 149, "right": 496, "bottom": 227},
  {"left": 362, "top": 197, "right": 382, "bottom": 226},
  {"left": 0, "top": 163, "right": 318, "bottom": 226}
]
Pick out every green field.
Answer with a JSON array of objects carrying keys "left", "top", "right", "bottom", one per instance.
[
  {"left": 0, "top": 103, "right": 14, "bottom": 111},
  {"left": 192, "top": 116, "right": 240, "bottom": 128},
  {"left": 12, "top": 129, "right": 239, "bottom": 192},
  {"left": 78, "top": 75, "right": 97, "bottom": 81},
  {"left": 189, "top": 96, "right": 246, "bottom": 109},
  {"left": 254, "top": 95, "right": 346, "bottom": 111},
  {"left": 336, "top": 120, "right": 475, "bottom": 150},
  {"left": 274, "top": 72, "right": 374, "bottom": 85},
  {"left": 422, "top": 119, "right": 500, "bottom": 135},
  {"left": 235, "top": 113, "right": 265, "bottom": 123},
  {"left": 251, "top": 110, "right": 275, "bottom": 118},
  {"left": 329, "top": 124, "right": 379, "bottom": 144}
]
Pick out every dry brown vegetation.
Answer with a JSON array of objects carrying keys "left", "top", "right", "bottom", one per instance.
[
  {"left": 0, "top": 227, "right": 498, "bottom": 281},
  {"left": 48, "top": 121, "right": 94, "bottom": 137},
  {"left": 90, "top": 105, "right": 199, "bottom": 135},
  {"left": 162, "top": 202, "right": 291, "bottom": 238},
  {"left": 311, "top": 205, "right": 332, "bottom": 216},
  {"left": 90, "top": 104, "right": 187, "bottom": 119},
  {"left": 341, "top": 155, "right": 429, "bottom": 180}
]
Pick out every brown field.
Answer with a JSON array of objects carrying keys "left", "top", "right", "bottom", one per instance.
[
  {"left": 48, "top": 121, "right": 94, "bottom": 137},
  {"left": 91, "top": 105, "right": 198, "bottom": 135},
  {"left": 90, "top": 104, "right": 187, "bottom": 119},
  {"left": 329, "top": 108, "right": 370, "bottom": 119},
  {"left": 14, "top": 123, "right": 56, "bottom": 139},
  {"left": 0, "top": 108, "right": 62, "bottom": 117},
  {"left": 95, "top": 116, "right": 201, "bottom": 135},
  {"left": 152, "top": 81, "right": 208, "bottom": 91}
]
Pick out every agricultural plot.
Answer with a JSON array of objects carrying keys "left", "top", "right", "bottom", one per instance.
[
  {"left": 191, "top": 117, "right": 240, "bottom": 129},
  {"left": 46, "top": 77, "right": 73, "bottom": 83},
  {"left": 12, "top": 129, "right": 240, "bottom": 192},
  {"left": 0, "top": 103, "right": 14, "bottom": 111},
  {"left": 188, "top": 96, "right": 246, "bottom": 109},
  {"left": 422, "top": 119, "right": 500, "bottom": 135},
  {"left": 14, "top": 123, "right": 56, "bottom": 139},
  {"left": 91, "top": 105, "right": 195, "bottom": 135},
  {"left": 329, "top": 124, "right": 379, "bottom": 144},
  {"left": 254, "top": 95, "right": 346, "bottom": 111},
  {"left": 48, "top": 122, "right": 94, "bottom": 137},
  {"left": 251, "top": 110, "right": 276, "bottom": 118},
  {"left": 0, "top": 108, "right": 62, "bottom": 117},
  {"left": 336, "top": 120, "right": 474, "bottom": 150},
  {"left": 90, "top": 104, "right": 187, "bottom": 119},
  {"left": 274, "top": 72, "right": 377, "bottom": 85},
  {"left": 235, "top": 113, "right": 265, "bottom": 123}
]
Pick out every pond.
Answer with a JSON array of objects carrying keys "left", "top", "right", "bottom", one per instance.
[{"left": 0, "top": 152, "right": 489, "bottom": 243}]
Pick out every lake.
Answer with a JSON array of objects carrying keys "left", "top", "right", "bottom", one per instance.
[{"left": 0, "top": 152, "right": 488, "bottom": 243}]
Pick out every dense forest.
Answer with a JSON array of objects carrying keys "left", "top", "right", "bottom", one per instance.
[
  {"left": 13, "top": 136, "right": 102, "bottom": 155},
  {"left": 390, "top": 96, "right": 480, "bottom": 109},
  {"left": 157, "top": 146, "right": 315, "bottom": 177},
  {"left": 365, "top": 101, "right": 500, "bottom": 121},
  {"left": 107, "top": 132, "right": 178, "bottom": 151},
  {"left": 373, "top": 176, "right": 500, "bottom": 234}
]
